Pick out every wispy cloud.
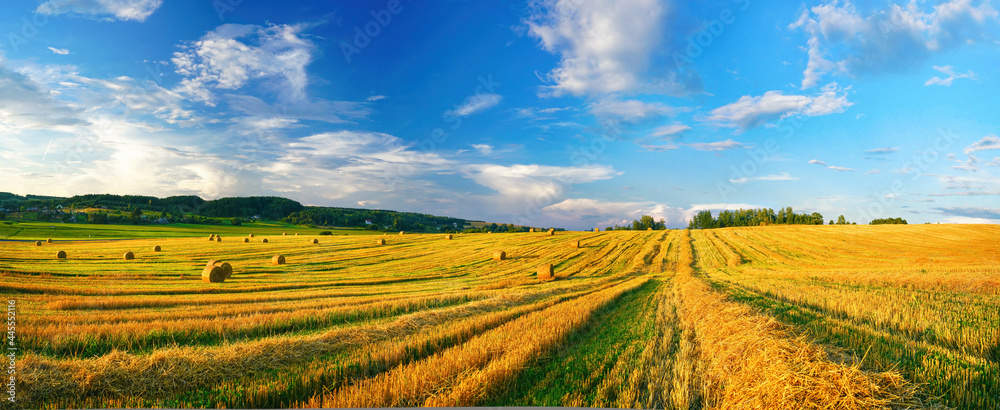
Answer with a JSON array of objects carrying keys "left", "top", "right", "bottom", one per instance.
[
  {"left": 810, "top": 159, "right": 854, "bottom": 172},
  {"left": 865, "top": 147, "right": 899, "bottom": 154},
  {"left": 684, "top": 139, "right": 750, "bottom": 151},
  {"left": 588, "top": 98, "right": 680, "bottom": 121},
  {"left": 649, "top": 123, "right": 691, "bottom": 139},
  {"left": 37, "top": 0, "right": 163, "bottom": 22},
  {"left": 47, "top": 47, "right": 70, "bottom": 55},
  {"left": 366, "top": 95, "right": 386, "bottom": 102},
  {"left": 729, "top": 172, "right": 798, "bottom": 184},
  {"left": 446, "top": 93, "right": 501, "bottom": 117},
  {"left": 471, "top": 144, "right": 494, "bottom": 155},
  {"left": 925, "top": 65, "right": 978, "bottom": 87},
  {"left": 964, "top": 134, "right": 1000, "bottom": 154}
]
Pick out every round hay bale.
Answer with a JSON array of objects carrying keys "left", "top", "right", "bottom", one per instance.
[
  {"left": 295, "top": 233, "right": 300, "bottom": 236},
  {"left": 647, "top": 227, "right": 652, "bottom": 231},
  {"left": 283, "top": 232, "right": 287, "bottom": 236},
  {"left": 529, "top": 228, "right": 535, "bottom": 233},
  {"left": 123, "top": 251, "right": 135, "bottom": 260},
  {"left": 311, "top": 238, "right": 319, "bottom": 244},
  {"left": 444, "top": 234, "right": 452, "bottom": 240},
  {"left": 493, "top": 250, "right": 506, "bottom": 261},
  {"left": 206, "top": 259, "right": 218, "bottom": 267},
  {"left": 35, "top": 241, "right": 42, "bottom": 246},
  {"left": 271, "top": 255, "right": 285, "bottom": 265},
  {"left": 243, "top": 238, "right": 250, "bottom": 243},
  {"left": 248, "top": 233, "right": 255, "bottom": 238},
  {"left": 570, "top": 240, "right": 580, "bottom": 248},
  {"left": 487, "top": 231, "right": 492, "bottom": 234},
  {"left": 399, "top": 231, "right": 405, "bottom": 235},
  {"left": 153, "top": 245, "right": 162, "bottom": 252},
  {"left": 261, "top": 238, "right": 268, "bottom": 243},
  {"left": 216, "top": 236, "right": 222, "bottom": 242},
  {"left": 202, "top": 265, "right": 225, "bottom": 283},
  {"left": 46, "top": 238, "right": 52, "bottom": 244},
  {"left": 216, "top": 262, "right": 233, "bottom": 279},
  {"left": 537, "top": 263, "right": 554, "bottom": 280},
  {"left": 594, "top": 228, "right": 600, "bottom": 232},
  {"left": 56, "top": 250, "right": 67, "bottom": 259},
  {"left": 376, "top": 238, "right": 386, "bottom": 245},
  {"left": 547, "top": 229, "right": 555, "bottom": 236}
]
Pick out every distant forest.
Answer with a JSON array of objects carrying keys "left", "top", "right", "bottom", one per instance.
[{"left": 0, "top": 193, "right": 475, "bottom": 233}]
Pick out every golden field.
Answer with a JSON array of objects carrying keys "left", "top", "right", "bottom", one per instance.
[{"left": 2, "top": 225, "right": 999, "bottom": 409}]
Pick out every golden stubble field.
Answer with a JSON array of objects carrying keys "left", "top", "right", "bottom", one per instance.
[{"left": 2, "top": 225, "right": 999, "bottom": 409}]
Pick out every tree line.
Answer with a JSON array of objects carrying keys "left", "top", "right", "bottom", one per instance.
[{"left": 688, "top": 207, "right": 824, "bottom": 229}]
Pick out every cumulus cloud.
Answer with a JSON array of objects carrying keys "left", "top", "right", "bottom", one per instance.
[
  {"left": 541, "top": 198, "right": 688, "bottom": 228},
  {"left": 445, "top": 93, "right": 502, "bottom": 117},
  {"left": 790, "top": 0, "right": 999, "bottom": 88},
  {"left": 925, "top": 65, "right": 978, "bottom": 86},
  {"left": 173, "top": 24, "right": 314, "bottom": 105},
  {"left": 704, "top": 83, "right": 852, "bottom": 130},
  {"left": 37, "top": 0, "right": 162, "bottom": 22},
  {"left": 525, "top": 0, "right": 700, "bottom": 96},
  {"left": 964, "top": 134, "right": 1000, "bottom": 154}
]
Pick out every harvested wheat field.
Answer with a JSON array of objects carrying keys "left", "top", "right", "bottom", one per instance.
[{"left": 2, "top": 225, "right": 999, "bottom": 409}]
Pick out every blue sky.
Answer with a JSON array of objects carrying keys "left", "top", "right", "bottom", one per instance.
[{"left": 1, "top": 0, "right": 999, "bottom": 229}]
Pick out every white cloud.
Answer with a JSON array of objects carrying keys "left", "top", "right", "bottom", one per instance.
[
  {"left": 729, "top": 172, "right": 798, "bottom": 184},
  {"left": 263, "top": 131, "right": 450, "bottom": 201},
  {"left": 925, "top": 65, "right": 978, "bottom": 86},
  {"left": 173, "top": 24, "right": 314, "bottom": 105},
  {"left": 47, "top": 47, "right": 70, "bottom": 55},
  {"left": 472, "top": 144, "right": 494, "bottom": 155},
  {"left": 964, "top": 134, "right": 1000, "bottom": 154},
  {"left": 541, "top": 198, "right": 688, "bottom": 228},
  {"left": 526, "top": 0, "right": 696, "bottom": 96},
  {"left": 704, "top": 83, "right": 852, "bottom": 129},
  {"left": 366, "top": 95, "right": 386, "bottom": 102},
  {"left": 650, "top": 123, "right": 691, "bottom": 139},
  {"left": 37, "top": 0, "right": 163, "bottom": 22},
  {"left": 588, "top": 98, "right": 679, "bottom": 121},
  {"left": 865, "top": 147, "right": 900, "bottom": 154},
  {"left": 791, "top": 0, "right": 999, "bottom": 88},
  {"left": 640, "top": 143, "right": 680, "bottom": 152},
  {"left": 445, "top": 93, "right": 501, "bottom": 117},
  {"left": 463, "top": 163, "right": 618, "bottom": 200},
  {"left": 810, "top": 159, "right": 854, "bottom": 171},
  {"left": 684, "top": 139, "right": 750, "bottom": 151}
]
